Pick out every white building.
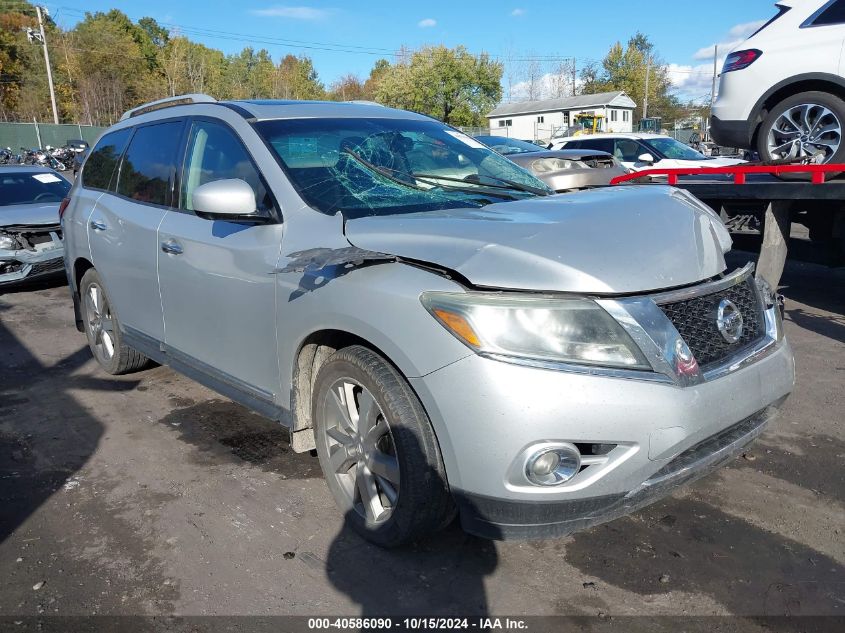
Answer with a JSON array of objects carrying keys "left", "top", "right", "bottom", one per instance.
[{"left": 487, "top": 91, "right": 637, "bottom": 141}]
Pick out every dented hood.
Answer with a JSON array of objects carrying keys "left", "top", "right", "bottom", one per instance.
[{"left": 344, "top": 186, "right": 732, "bottom": 294}]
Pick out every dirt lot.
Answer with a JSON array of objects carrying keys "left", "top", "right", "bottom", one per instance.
[{"left": 0, "top": 250, "right": 843, "bottom": 624}]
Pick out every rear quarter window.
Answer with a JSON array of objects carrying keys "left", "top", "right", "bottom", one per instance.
[
  {"left": 809, "top": 0, "right": 845, "bottom": 26},
  {"left": 81, "top": 128, "right": 132, "bottom": 191}
]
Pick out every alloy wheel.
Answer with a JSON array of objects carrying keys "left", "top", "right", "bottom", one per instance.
[
  {"left": 320, "top": 378, "right": 400, "bottom": 523},
  {"left": 84, "top": 283, "right": 115, "bottom": 362},
  {"left": 767, "top": 103, "right": 842, "bottom": 162}
]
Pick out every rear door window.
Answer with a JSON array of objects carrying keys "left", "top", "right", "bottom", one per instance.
[
  {"left": 82, "top": 128, "right": 132, "bottom": 191},
  {"left": 578, "top": 138, "right": 614, "bottom": 154},
  {"left": 116, "top": 121, "right": 184, "bottom": 207}
]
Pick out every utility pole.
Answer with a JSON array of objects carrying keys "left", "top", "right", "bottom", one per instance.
[
  {"left": 35, "top": 6, "right": 59, "bottom": 124},
  {"left": 709, "top": 45, "right": 718, "bottom": 140},
  {"left": 571, "top": 57, "right": 576, "bottom": 96},
  {"left": 643, "top": 55, "right": 651, "bottom": 120}
]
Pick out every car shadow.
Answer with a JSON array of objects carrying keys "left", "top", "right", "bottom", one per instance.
[
  {"left": 323, "top": 430, "right": 499, "bottom": 618},
  {"left": 0, "top": 305, "right": 110, "bottom": 543}
]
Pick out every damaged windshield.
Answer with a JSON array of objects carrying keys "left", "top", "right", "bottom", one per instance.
[{"left": 255, "top": 117, "right": 552, "bottom": 217}]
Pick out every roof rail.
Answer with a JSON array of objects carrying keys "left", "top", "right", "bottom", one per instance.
[
  {"left": 120, "top": 94, "right": 217, "bottom": 121},
  {"left": 345, "top": 100, "right": 384, "bottom": 107}
]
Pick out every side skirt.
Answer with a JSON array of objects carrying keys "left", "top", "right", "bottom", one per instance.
[{"left": 122, "top": 326, "right": 291, "bottom": 427}]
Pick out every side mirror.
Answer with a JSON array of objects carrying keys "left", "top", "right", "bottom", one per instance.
[
  {"left": 192, "top": 179, "right": 263, "bottom": 221},
  {"left": 637, "top": 153, "right": 655, "bottom": 165}
]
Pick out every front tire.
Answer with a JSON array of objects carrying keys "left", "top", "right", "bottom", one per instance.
[
  {"left": 79, "top": 269, "right": 150, "bottom": 375},
  {"left": 312, "top": 345, "right": 453, "bottom": 547},
  {"left": 757, "top": 91, "right": 845, "bottom": 180}
]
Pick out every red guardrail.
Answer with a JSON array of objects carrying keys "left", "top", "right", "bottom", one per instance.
[{"left": 609, "top": 163, "right": 845, "bottom": 186}]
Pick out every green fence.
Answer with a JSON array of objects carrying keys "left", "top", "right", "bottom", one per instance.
[{"left": 0, "top": 122, "right": 106, "bottom": 150}]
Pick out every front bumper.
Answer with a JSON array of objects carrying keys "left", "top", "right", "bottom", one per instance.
[
  {"left": 455, "top": 402, "right": 781, "bottom": 539},
  {"left": 410, "top": 279, "right": 794, "bottom": 539},
  {"left": 0, "top": 246, "right": 65, "bottom": 286}
]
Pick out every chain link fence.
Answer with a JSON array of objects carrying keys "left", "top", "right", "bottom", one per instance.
[{"left": 0, "top": 122, "right": 105, "bottom": 150}]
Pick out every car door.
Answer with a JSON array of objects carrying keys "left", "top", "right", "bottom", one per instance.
[
  {"left": 88, "top": 120, "right": 185, "bottom": 343},
  {"left": 157, "top": 118, "right": 282, "bottom": 404}
]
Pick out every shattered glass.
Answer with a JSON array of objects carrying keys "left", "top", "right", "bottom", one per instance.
[{"left": 255, "top": 118, "right": 551, "bottom": 219}]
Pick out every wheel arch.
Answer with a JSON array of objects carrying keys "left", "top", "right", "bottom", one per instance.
[
  {"left": 290, "top": 327, "right": 428, "bottom": 431},
  {"left": 287, "top": 326, "right": 455, "bottom": 474},
  {"left": 750, "top": 73, "right": 845, "bottom": 147},
  {"left": 73, "top": 257, "right": 94, "bottom": 291},
  {"left": 71, "top": 257, "right": 95, "bottom": 332}
]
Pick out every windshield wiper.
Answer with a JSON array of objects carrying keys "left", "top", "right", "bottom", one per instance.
[
  {"left": 415, "top": 172, "right": 551, "bottom": 196},
  {"left": 342, "top": 149, "right": 518, "bottom": 201},
  {"left": 342, "top": 148, "right": 427, "bottom": 190}
]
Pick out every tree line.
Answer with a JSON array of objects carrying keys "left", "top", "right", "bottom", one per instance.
[{"left": 0, "top": 2, "right": 692, "bottom": 128}]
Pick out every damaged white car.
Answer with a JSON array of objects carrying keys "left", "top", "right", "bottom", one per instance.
[{"left": 0, "top": 166, "right": 69, "bottom": 287}]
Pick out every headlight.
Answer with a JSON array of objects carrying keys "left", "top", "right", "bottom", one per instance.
[
  {"left": 530, "top": 158, "right": 576, "bottom": 173},
  {"left": 0, "top": 232, "right": 19, "bottom": 250},
  {"left": 421, "top": 292, "right": 650, "bottom": 370}
]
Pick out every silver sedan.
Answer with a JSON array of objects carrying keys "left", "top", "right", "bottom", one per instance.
[
  {"left": 0, "top": 166, "right": 69, "bottom": 287},
  {"left": 474, "top": 135, "right": 628, "bottom": 191}
]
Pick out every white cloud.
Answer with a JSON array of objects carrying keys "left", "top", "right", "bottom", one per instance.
[
  {"left": 250, "top": 6, "right": 332, "bottom": 19},
  {"left": 692, "top": 20, "right": 765, "bottom": 60},
  {"left": 511, "top": 8, "right": 525, "bottom": 16},
  {"left": 667, "top": 63, "right": 718, "bottom": 100},
  {"left": 418, "top": 18, "right": 437, "bottom": 28}
]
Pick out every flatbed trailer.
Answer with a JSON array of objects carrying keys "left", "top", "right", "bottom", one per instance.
[{"left": 609, "top": 164, "right": 845, "bottom": 287}]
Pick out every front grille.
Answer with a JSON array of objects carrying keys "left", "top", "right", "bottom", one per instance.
[
  {"left": 29, "top": 258, "right": 65, "bottom": 276},
  {"left": 659, "top": 277, "right": 764, "bottom": 367}
]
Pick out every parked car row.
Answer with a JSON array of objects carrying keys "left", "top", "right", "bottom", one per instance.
[{"left": 48, "top": 94, "right": 793, "bottom": 548}]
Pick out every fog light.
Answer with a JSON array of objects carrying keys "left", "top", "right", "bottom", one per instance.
[{"left": 526, "top": 444, "right": 581, "bottom": 486}]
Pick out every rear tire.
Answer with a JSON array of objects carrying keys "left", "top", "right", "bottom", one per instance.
[
  {"left": 79, "top": 269, "right": 150, "bottom": 375},
  {"left": 312, "top": 345, "right": 453, "bottom": 547},
  {"left": 757, "top": 91, "right": 845, "bottom": 181}
]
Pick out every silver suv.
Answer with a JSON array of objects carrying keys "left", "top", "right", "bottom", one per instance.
[{"left": 61, "top": 95, "right": 795, "bottom": 547}]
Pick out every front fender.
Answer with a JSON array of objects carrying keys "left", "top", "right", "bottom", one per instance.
[{"left": 275, "top": 261, "right": 472, "bottom": 409}]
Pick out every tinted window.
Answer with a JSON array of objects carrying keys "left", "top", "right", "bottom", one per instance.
[
  {"left": 117, "top": 121, "right": 183, "bottom": 206},
  {"left": 0, "top": 171, "right": 70, "bottom": 206},
  {"left": 82, "top": 128, "right": 131, "bottom": 191},
  {"left": 812, "top": 0, "right": 845, "bottom": 25},
  {"left": 578, "top": 138, "right": 614, "bottom": 154},
  {"left": 181, "top": 120, "right": 273, "bottom": 214}
]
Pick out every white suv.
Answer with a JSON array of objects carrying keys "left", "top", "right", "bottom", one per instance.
[{"left": 711, "top": 0, "right": 845, "bottom": 165}]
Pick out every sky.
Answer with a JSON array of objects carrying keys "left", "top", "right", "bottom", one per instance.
[{"left": 47, "top": 0, "right": 780, "bottom": 103}]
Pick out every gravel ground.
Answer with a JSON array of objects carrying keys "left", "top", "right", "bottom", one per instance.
[{"left": 0, "top": 250, "right": 842, "bottom": 624}]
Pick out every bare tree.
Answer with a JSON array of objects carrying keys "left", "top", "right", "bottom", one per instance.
[
  {"left": 548, "top": 59, "right": 576, "bottom": 98},
  {"left": 524, "top": 56, "right": 545, "bottom": 101}
]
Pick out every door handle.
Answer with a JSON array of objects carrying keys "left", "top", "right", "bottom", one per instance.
[
  {"left": 160, "top": 239, "right": 183, "bottom": 255},
  {"left": 89, "top": 219, "right": 107, "bottom": 231}
]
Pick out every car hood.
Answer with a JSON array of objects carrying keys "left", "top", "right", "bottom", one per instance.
[
  {"left": 344, "top": 186, "right": 732, "bottom": 294},
  {"left": 0, "top": 203, "right": 61, "bottom": 229}
]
